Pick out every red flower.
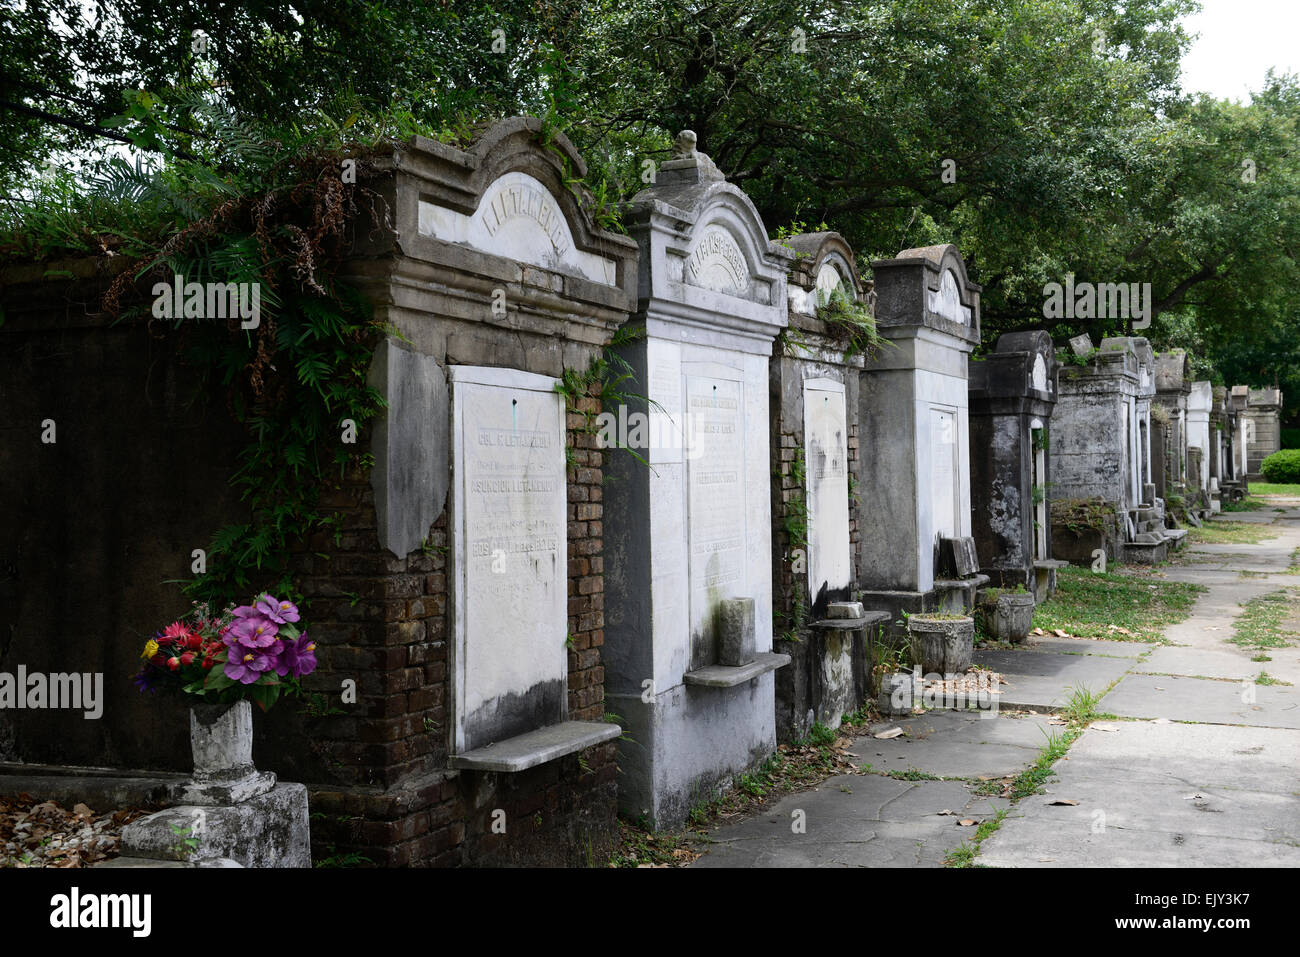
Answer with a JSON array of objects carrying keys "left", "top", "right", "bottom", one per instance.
[
  {"left": 186, "top": 633, "right": 203, "bottom": 651},
  {"left": 180, "top": 652, "right": 195, "bottom": 666},
  {"left": 167, "top": 657, "right": 181, "bottom": 671}
]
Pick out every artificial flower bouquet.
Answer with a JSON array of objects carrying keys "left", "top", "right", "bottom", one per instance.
[{"left": 134, "top": 594, "right": 317, "bottom": 711}]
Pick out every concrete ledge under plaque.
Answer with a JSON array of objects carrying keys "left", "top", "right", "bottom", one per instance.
[
  {"left": 810, "top": 611, "right": 890, "bottom": 631},
  {"left": 683, "top": 652, "right": 791, "bottom": 688},
  {"left": 447, "top": 720, "right": 622, "bottom": 773}
]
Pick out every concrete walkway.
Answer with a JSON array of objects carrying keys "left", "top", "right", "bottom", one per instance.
[{"left": 692, "top": 502, "right": 1300, "bottom": 867}]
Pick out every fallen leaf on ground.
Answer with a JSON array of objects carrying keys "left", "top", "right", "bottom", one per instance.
[
  {"left": 958, "top": 819, "right": 976, "bottom": 826},
  {"left": 937, "top": 809, "right": 956, "bottom": 816},
  {"left": 874, "top": 727, "right": 903, "bottom": 739}
]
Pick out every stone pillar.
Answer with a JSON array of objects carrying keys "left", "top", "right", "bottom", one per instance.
[
  {"left": 1245, "top": 388, "right": 1284, "bottom": 480},
  {"left": 1187, "top": 381, "right": 1213, "bottom": 506},
  {"left": 768, "top": 232, "right": 886, "bottom": 742},
  {"left": 1155, "top": 350, "right": 1192, "bottom": 499},
  {"left": 857, "top": 244, "right": 986, "bottom": 622},
  {"left": 968, "top": 331, "right": 1059, "bottom": 593},
  {"left": 603, "top": 131, "right": 792, "bottom": 828}
]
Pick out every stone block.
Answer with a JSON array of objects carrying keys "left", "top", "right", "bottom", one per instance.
[
  {"left": 718, "top": 597, "right": 757, "bottom": 666},
  {"left": 120, "top": 783, "right": 311, "bottom": 868},
  {"left": 938, "top": 536, "right": 980, "bottom": 578}
]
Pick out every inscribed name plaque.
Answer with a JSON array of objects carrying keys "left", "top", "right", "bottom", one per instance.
[
  {"left": 684, "top": 369, "right": 747, "bottom": 668},
  {"left": 803, "top": 379, "right": 851, "bottom": 603},
  {"left": 449, "top": 366, "right": 567, "bottom": 752},
  {"left": 930, "top": 408, "right": 960, "bottom": 540},
  {"left": 419, "top": 171, "right": 617, "bottom": 286},
  {"left": 684, "top": 227, "right": 749, "bottom": 295}
]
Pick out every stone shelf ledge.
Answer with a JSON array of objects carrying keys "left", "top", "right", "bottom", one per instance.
[
  {"left": 809, "top": 611, "right": 891, "bottom": 630},
  {"left": 448, "top": 721, "right": 622, "bottom": 773},
  {"left": 934, "top": 574, "right": 991, "bottom": 590},
  {"left": 1033, "top": 559, "right": 1070, "bottom": 569},
  {"left": 683, "top": 652, "right": 791, "bottom": 688}
]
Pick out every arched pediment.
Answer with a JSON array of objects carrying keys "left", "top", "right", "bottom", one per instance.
[
  {"left": 409, "top": 116, "right": 632, "bottom": 288},
  {"left": 782, "top": 232, "right": 863, "bottom": 316},
  {"left": 872, "top": 242, "right": 980, "bottom": 344}
]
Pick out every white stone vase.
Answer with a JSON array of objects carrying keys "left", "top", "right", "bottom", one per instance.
[{"left": 190, "top": 700, "right": 256, "bottom": 783}]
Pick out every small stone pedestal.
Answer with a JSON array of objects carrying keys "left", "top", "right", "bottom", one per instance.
[
  {"left": 120, "top": 701, "right": 310, "bottom": 868},
  {"left": 908, "top": 614, "right": 974, "bottom": 676},
  {"left": 977, "top": 592, "right": 1036, "bottom": 643}
]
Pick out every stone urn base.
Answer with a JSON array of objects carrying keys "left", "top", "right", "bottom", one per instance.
[
  {"left": 908, "top": 615, "right": 974, "bottom": 675},
  {"left": 119, "top": 698, "right": 310, "bottom": 867},
  {"left": 979, "top": 593, "right": 1036, "bottom": 643},
  {"left": 182, "top": 700, "right": 276, "bottom": 806}
]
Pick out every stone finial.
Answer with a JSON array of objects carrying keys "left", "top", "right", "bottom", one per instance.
[
  {"left": 658, "top": 129, "right": 725, "bottom": 184},
  {"left": 862, "top": 280, "right": 877, "bottom": 318}
]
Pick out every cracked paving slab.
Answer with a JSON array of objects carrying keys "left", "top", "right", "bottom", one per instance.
[
  {"left": 977, "top": 721, "right": 1300, "bottom": 867},
  {"left": 971, "top": 647, "right": 1132, "bottom": 710},
  {"left": 690, "top": 774, "right": 1009, "bottom": 868},
  {"left": 847, "top": 711, "right": 1058, "bottom": 779},
  {"left": 1102, "top": 672, "right": 1300, "bottom": 728}
]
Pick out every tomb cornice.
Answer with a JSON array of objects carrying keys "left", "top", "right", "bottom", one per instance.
[
  {"left": 641, "top": 295, "right": 786, "bottom": 355},
  {"left": 387, "top": 116, "right": 639, "bottom": 306}
]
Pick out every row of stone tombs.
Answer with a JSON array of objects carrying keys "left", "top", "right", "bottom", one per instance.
[{"left": 1, "top": 117, "right": 1285, "bottom": 863}]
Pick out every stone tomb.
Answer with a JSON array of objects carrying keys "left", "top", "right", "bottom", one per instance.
[
  {"left": 856, "top": 244, "right": 988, "bottom": 624},
  {"left": 1244, "top": 387, "right": 1283, "bottom": 480},
  {"left": 1154, "top": 349, "right": 1192, "bottom": 501},
  {"left": 769, "top": 232, "right": 888, "bottom": 743},
  {"left": 968, "top": 330, "right": 1061, "bottom": 599},
  {"left": 1186, "top": 380, "right": 1213, "bottom": 507},
  {"left": 603, "top": 131, "right": 792, "bottom": 827},
  {"left": 1221, "top": 386, "right": 1251, "bottom": 501},
  {"left": 1048, "top": 335, "right": 1141, "bottom": 561},
  {"left": 334, "top": 116, "right": 638, "bottom": 864}
]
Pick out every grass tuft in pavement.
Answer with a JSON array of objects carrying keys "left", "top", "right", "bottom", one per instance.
[{"left": 1231, "top": 588, "right": 1300, "bottom": 651}]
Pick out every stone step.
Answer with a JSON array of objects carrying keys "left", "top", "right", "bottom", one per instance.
[{"left": 1122, "top": 540, "right": 1170, "bottom": 565}]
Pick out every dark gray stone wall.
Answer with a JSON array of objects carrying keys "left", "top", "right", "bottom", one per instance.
[{"left": 0, "top": 269, "right": 247, "bottom": 770}]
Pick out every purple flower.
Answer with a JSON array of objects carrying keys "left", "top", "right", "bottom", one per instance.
[
  {"left": 224, "top": 642, "right": 281, "bottom": 685},
  {"left": 255, "top": 594, "right": 300, "bottom": 625},
  {"left": 132, "top": 667, "right": 160, "bottom": 694},
  {"left": 275, "top": 634, "right": 318, "bottom": 678},
  {"left": 230, "top": 603, "right": 261, "bottom": 619},
  {"left": 228, "top": 615, "right": 279, "bottom": 647}
]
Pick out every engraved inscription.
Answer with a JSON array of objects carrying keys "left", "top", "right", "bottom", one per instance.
[
  {"left": 456, "top": 379, "right": 567, "bottom": 750},
  {"left": 686, "top": 375, "right": 745, "bottom": 665},
  {"left": 479, "top": 182, "right": 570, "bottom": 258},
  {"left": 685, "top": 227, "right": 749, "bottom": 294}
]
